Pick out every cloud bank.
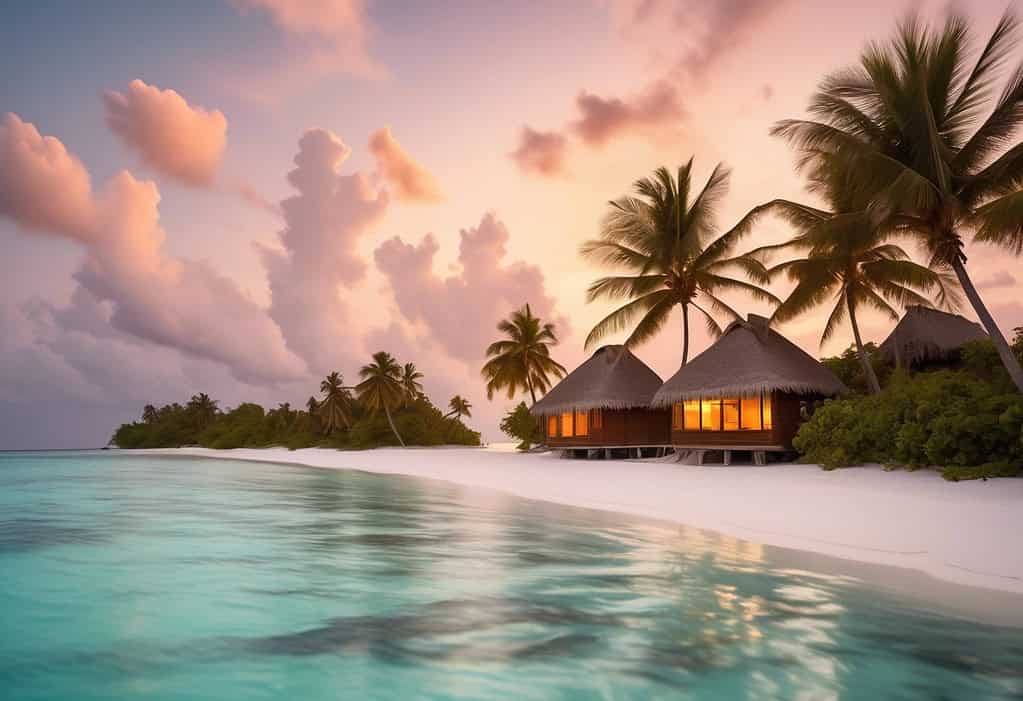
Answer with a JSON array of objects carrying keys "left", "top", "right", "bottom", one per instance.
[
  {"left": 260, "top": 128, "right": 388, "bottom": 374},
  {"left": 374, "top": 212, "right": 567, "bottom": 364},
  {"left": 0, "top": 112, "right": 305, "bottom": 383},
  {"left": 103, "top": 80, "right": 227, "bottom": 186}
]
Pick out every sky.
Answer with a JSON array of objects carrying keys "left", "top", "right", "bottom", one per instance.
[{"left": 1, "top": 0, "right": 1021, "bottom": 449}]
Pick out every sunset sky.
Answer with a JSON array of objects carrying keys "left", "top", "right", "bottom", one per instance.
[{"left": 2, "top": 0, "right": 1021, "bottom": 449}]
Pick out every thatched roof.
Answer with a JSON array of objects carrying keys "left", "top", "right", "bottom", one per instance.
[
  {"left": 529, "top": 345, "right": 664, "bottom": 416},
  {"left": 651, "top": 315, "right": 847, "bottom": 405},
  {"left": 877, "top": 305, "right": 987, "bottom": 366}
]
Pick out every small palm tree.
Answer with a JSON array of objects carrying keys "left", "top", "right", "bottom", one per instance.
[
  {"left": 481, "top": 304, "right": 566, "bottom": 403},
  {"left": 445, "top": 395, "right": 472, "bottom": 420},
  {"left": 318, "top": 371, "right": 353, "bottom": 436},
  {"left": 400, "top": 363, "right": 424, "bottom": 404},
  {"left": 772, "top": 12, "right": 1023, "bottom": 391},
  {"left": 187, "top": 393, "right": 219, "bottom": 430},
  {"left": 357, "top": 352, "right": 406, "bottom": 447},
  {"left": 581, "top": 161, "right": 779, "bottom": 365},
  {"left": 142, "top": 404, "right": 158, "bottom": 425}
]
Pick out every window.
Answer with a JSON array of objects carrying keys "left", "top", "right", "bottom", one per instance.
[
  {"left": 740, "top": 397, "right": 761, "bottom": 430},
  {"left": 560, "top": 411, "right": 574, "bottom": 437},
  {"left": 683, "top": 400, "right": 700, "bottom": 430},
  {"left": 575, "top": 410, "right": 589, "bottom": 436},
  {"left": 672, "top": 403, "right": 683, "bottom": 430},
  {"left": 547, "top": 415, "right": 558, "bottom": 437},
  {"left": 762, "top": 394, "right": 773, "bottom": 430},
  {"left": 723, "top": 399, "right": 740, "bottom": 431},
  {"left": 591, "top": 409, "right": 603, "bottom": 430},
  {"left": 701, "top": 399, "right": 722, "bottom": 431}
]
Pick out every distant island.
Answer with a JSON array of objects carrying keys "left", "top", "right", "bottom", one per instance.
[{"left": 112, "top": 352, "right": 480, "bottom": 450}]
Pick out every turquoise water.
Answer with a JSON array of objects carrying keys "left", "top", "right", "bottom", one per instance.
[{"left": 1, "top": 453, "right": 1021, "bottom": 700}]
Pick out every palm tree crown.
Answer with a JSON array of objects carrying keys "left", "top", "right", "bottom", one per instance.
[
  {"left": 318, "top": 371, "right": 353, "bottom": 435},
  {"left": 757, "top": 187, "right": 956, "bottom": 393},
  {"left": 357, "top": 351, "right": 407, "bottom": 446},
  {"left": 400, "top": 363, "right": 424, "bottom": 403},
  {"left": 446, "top": 395, "right": 472, "bottom": 420},
  {"left": 772, "top": 11, "right": 1023, "bottom": 391},
  {"left": 481, "top": 304, "right": 566, "bottom": 404},
  {"left": 187, "top": 393, "right": 219, "bottom": 430},
  {"left": 581, "top": 161, "right": 779, "bottom": 365}
]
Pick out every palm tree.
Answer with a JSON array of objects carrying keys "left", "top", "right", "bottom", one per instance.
[
  {"left": 481, "top": 304, "right": 567, "bottom": 403},
  {"left": 318, "top": 371, "right": 353, "bottom": 436},
  {"left": 306, "top": 396, "right": 320, "bottom": 431},
  {"left": 400, "top": 363, "right": 424, "bottom": 404},
  {"left": 772, "top": 12, "right": 1023, "bottom": 391},
  {"left": 357, "top": 352, "right": 406, "bottom": 447},
  {"left": 581, "top": 162, "right": 780, "bottom": 365},
  {"left": 187, "top": 393, "right": 218, "bottom": 430},
  {"left": 757, "top": 202, "right": 955, "bottom": 394},
  {"left": 445, "top": 395, "right": 472, "bottom": 420},
  {"left": 142, "top": 404, "right": 158, "bottom": 425}
]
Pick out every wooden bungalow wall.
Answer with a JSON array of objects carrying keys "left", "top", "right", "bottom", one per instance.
[
  {"left": 669, "top": 392, "right": 803, "bottom": 450},
  {"left": 546, "top": 408, "right": 670, "bottom": 449}
]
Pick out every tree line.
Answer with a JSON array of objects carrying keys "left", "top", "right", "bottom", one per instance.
[{"left": 112, "top": 352, "right": 479, "bottom": 450}]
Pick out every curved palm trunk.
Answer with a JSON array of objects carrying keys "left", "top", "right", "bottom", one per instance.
[
  {"left": 526, "top": 375, "right": 537, "bottom": 405},
  {"left": 384, "top": 405, "right": 406, "bottom": 447},
  {"left": 952, "top": 257, "right": 1023, "bottom": 393},
  {"left": 846, "top": 291, "right": 882, "bottom": 394},
  {"left": 680, "top": 304, "right": 690, "bottom": 366}
]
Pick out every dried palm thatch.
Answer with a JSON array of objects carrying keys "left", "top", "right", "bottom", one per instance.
[
  {"left": 877, "top": 305, "right": 987, "bottom": 367},
  {"left": 651, "top": 315, "right": 847, "bottom": 404},
  {"left": 529, "top": 346, "right": 663, "bottom": 415}
]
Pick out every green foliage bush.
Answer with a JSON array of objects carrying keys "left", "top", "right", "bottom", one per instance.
[
  {"left": 793, "top": 370, "right": 1023, "bottom": 479},
  {"left": 499, "top": 401, "right": 544, "bottom": 450}
]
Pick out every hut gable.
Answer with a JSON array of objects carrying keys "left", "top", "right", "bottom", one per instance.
[
  {"left": 877, "top": 305, "right": 987, "bottom": 366},
  {"left": 529, "top": 345, "right": 663, "bottom": 415},
  {"left": 652, "top": 314, "right": 847, "bottom": 405}
]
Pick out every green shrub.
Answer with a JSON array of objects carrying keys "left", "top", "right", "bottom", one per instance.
[
  {"left": 793, "top": 370, "right": 1023, "bottom": 479},
  {"left": 500, "top": 402, "right": 544, "bottom": 450}
]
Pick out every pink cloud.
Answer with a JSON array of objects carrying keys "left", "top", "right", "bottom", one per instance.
[
  {"left": 509, "top": 127, "right": 568, "bottom": 177},
  {"left": 0, "top": 113, "right": 305, "bottom": 384},
  {"left": 368, "top": 127, "right": 444, "bottom": 202},
  {"left": 374, "top": 212, "right": 569, "bottom": 365},
  {"left": 103, "top": 80, "right": 227, "bottom": 187},
  {"left": 572, "top": 80, "right": 684, "bottom": 147},
  {"left": 259, "top": 128, "right": 389, "bottom": 374},
  {"left": 0, "top": 113, "right": 95, "bottom": 239}
]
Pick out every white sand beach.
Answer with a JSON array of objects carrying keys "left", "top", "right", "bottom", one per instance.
[{"left": 148, "top": 446, "right": 1023, "bottom": 596}]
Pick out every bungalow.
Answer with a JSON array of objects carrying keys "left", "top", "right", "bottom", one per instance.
[
  {"left": 651, "top": 314, "right": 847, "bottom": 464},
  {"left": 529, "top": 345, "right": 670, "bottom": 456},
  {"left": 877, "top": 305, "right": 987, "bottom": 369}
]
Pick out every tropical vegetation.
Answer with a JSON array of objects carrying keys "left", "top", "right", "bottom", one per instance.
[
  {"left": 481, "top": 304, "right": 566, "bottom": 403},
  {"left": 752, "top": 157, "right": 956, "bottom": 393},
  {"left": 772, "top": 11, "right": 1023, "bottom": 392},
  {"left": 581, "top": 161, "right": 779, "bottom": 365},
  {"left": 112, "top": 353, "right": 480, "bottom": 450},
  {"left": 499, "top": 401, "right": 545, "bottom": 451}
]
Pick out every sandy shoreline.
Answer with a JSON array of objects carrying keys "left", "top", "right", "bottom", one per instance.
[{"left": 142, "top": 445, "right": 1023, "bottom": 596}]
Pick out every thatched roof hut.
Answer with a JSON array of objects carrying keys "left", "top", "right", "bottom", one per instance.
[
  {"left": 652, "top": 315, "right": 847, "bottom": 406},
  {"left": 530, "top": 345, "right": 663, "bottom": 416},
  {"left": 877, "top": 305, "right": 987, "bottom": 366}
]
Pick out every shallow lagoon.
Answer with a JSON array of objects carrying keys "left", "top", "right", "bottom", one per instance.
[{"left": 1, "top": 452, "right": 1021, "bottom": 700}]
